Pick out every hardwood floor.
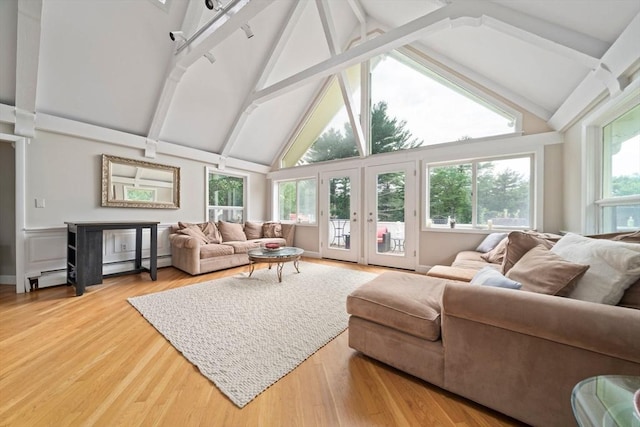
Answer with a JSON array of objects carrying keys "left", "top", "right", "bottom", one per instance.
[{"left": 0, "top": 259, "right": 526, "bottom": 427}]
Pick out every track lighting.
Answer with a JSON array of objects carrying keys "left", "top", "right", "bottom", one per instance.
[
  {"left": 204, "top": 52, "right": 216, "bottom": 64},
  {"left": 240, "top": 23, "right": 253, "bottom": 39},
  {"left": 169, "top": 31, "right": 186, "bottom": 42},
  {"left": 205, "top": 0, "right": 223, "bottom": 10}
]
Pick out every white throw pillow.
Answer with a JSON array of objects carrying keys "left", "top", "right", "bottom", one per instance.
[{"left": 551, "top": 233, "right": 640, "bottom": 305}]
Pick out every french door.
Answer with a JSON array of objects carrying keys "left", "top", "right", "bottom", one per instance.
[
  {"left": 365, "top": 162, "right": 417, "bottom": 269},
  {"left": 320, "top": 169, "right": 360, "bottom": 263}
]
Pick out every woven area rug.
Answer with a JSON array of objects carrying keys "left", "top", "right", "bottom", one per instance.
[{"left": 127, "top": 262, "right": 377, "bottom": 408}]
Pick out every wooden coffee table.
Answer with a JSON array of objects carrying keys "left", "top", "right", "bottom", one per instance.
[{"left": 247, "top": 247, "right": 304, "bottom": 282}]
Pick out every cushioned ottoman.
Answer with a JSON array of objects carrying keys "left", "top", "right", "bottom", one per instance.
[{"left": 346, "top": 271, "right": 452, "bottom": 387}]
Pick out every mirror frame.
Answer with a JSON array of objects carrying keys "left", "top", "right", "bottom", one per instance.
[{"left": 101, "top": 154, "right": 181, "bottom": 209}]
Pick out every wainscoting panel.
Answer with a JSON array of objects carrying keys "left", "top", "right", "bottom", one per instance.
[{"left": 23, "top": 224, "right": 174, "bottom": 292}]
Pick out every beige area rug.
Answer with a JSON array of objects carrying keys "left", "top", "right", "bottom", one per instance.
[{"left": 127, "top": 262, "right": 378, "bottom": 408}]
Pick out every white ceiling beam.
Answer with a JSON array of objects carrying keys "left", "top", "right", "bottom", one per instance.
[
  {"left": 15, "top": 0, "right": 43, "bottom": 138},
  {"left": 219, "top": 1, "right": 306, "bottom": 158},
  {"left": 316, "top": 0, "right": 366, "bottom": 157},
  {"left": 475, "top": 1, "right": 609, "bottom": 69},
  {"left": 548, "top": 12, "right": 640, "bottom": 131},
  {"left": 251, "top": 2, "right": 465, "bottom": 105},
  {"left": 346, "top": 0, "right": 367, "bottom": 42},
  {"left": 147, "top": 0, "right": 272, "bottom": 141},
  {"left": 252, "top": 1, "right": 613, "bottom": 107}
]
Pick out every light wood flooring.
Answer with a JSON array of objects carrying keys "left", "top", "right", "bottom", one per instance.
[{"left": 0, "top": 259, "right": 526, "bottom": 427}]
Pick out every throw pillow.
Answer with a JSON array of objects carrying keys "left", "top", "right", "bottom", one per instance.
[
  {"left": 501, "top": 231, "right": 556, "bottom": 274},
  {"left": 176, "top": 225, "right": 208, "bottom": 244},
  {"left": 262, "top": 222, "right": 283, "bottom": 238},
  {"left": 476, "top": 232, "right": 508, "bottom": 253},
  {"left": 217, "top": 221, "right": 247, "bottom": 242},
  {"left": 243, "top": 221, "right": 263, "bottom": 240},
  {"left": 506, "top": 244, "right": 589, "bottom": 296},
  {"left": 551, "top": 233, "right": 640, "bottom": 305},
  {"left": 200, "top": 221, "right": 222, "bottom": 244},
  {"left": 480, "top": 237, "right": 508, "bottom": 264},
  {"left": 471, "top": 266, "right": 522, "bottom": 289},
  {"left": 618, "top": 277, "right": 640, "bottom": 309}
]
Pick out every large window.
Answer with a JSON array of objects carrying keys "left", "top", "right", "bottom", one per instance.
[
  {"left": 427, "top": 155, "right": 532, "bottom": 228},
  {"left": 207, "top": 171, "right": 245, "bottom": 223},
  {"left": 283, "top": 48, "right": 520, "bottom": 168},
  {"left": 597, "top": 103, "right": 640, "bottom": 233},
  {"left": 277, "top": 178, "right": 317, "bottom": 224}
]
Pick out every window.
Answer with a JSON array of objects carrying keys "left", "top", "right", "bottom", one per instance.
[
  {"left": 371, "top": 51, "right": 517, "bottom": 152},
  {"left": 207, "top": 171, "right": 245, "bottom": 223},
  {"left": 282, "top": 66, "right": 361, "bottom": 167},
  {"left": 597, "top": 103, "right": 640, "bottom": 233},
  {"left": 276, "top": 178, "right": 317, "bottom": 224},
  {"left": 427, "top": 155, "right": 532, "bottom": 228},
  {"left": 283, "top": 48, "right": 520, "bottom": 168}
]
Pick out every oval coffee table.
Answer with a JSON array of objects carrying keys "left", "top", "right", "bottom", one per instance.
[{"left": 247, "top": 247, "right": 304, "bottom": 282}]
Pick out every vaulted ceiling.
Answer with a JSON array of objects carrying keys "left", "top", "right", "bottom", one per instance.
[{"left": 1, "top": 0, "right": 639, "bottom": 170}]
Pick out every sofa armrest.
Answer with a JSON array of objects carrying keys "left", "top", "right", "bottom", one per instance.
[
  {"left": 169, "top": 234, "right": 201, "bottom": 249},
  {"left": 281, "top": 224, "right": 296, "bottom": 247},
  {"left": 442, "top": 282, "right": 640, "bottom": 363}
]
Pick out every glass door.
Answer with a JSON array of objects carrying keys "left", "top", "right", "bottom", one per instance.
[
  {"left": 320, "top": 169, "right": 360, "bottom": 263},
  {"left": 366, "top": 162, "right": 416, "bottom": 269}
]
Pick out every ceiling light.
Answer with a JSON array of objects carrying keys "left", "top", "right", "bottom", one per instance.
[
  {"left": 240, "top": 23, "right": 253, "bottom": 39},
  {"left": 204, "top": 52, "right": 216, "bottom": 64},
  {"left": 205, "top": 0, "right": 223, "bottom": 10},
  {"left": 169, "top": 31, "right": 186, "bottom": 42}
]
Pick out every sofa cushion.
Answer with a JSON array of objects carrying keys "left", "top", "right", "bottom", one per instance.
[
  {"left": 506, "top": 244, "right": 589, "bottom": 296},
  {"left": 471, "top": 266, "right": 522, "bottom": 289},
  {"left": 222, "top": 241, "right": 261, "bottom": 254},
  {"left": 199, "top": 243, "right": 234, "bottom": 259},
  {"left": 501, "top": 231, "right": 556, "bottom": 274},
  {"left": 479, "top": 237, "right": 508, "bottom": 264},
  {"left": 551, "top": 233, "right": 640, "bottom": 305},
  {"left": 451, "top": 251, "right": 500, "bottom": 270},
  {"left": 244, "top": 221, "right": 263, "bottom": 240},
  {"left": 218, "top": 221, "right": 247, "bottom": 242},
  {"left": 619, "top": 278, "right": 640, "bottom": 309},
  {"left": 262, "top": 222, "right": 283, "bottom": 238},
  {"left": 476, "top": 232, "right": 508, "bottom": 253},
  {"left": 175, "top": 225, "right": 208, "bottom": 244},
  {"left": 427, "top": 265, "right": 477, "bottom": 282},
  {"left": 347, "top": 272, "right": 445, "bottom": 341},
  {"left": 177, "top": 221, "right": 221, "bottom": 244}
]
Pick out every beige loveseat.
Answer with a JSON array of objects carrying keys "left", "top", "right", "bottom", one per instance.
[
  {"left": 169, "top": 221, "right": 295, "bottom": 275},
  {"left": 347, "top": 231, "right": 640, "bottom": 426}
]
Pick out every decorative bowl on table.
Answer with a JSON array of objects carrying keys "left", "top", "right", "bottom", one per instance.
[{"left": 263, "top": 243, "right": 282, "bottom": 252}]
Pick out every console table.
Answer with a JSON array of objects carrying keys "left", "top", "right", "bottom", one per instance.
[{"left": 65, "top": 221, "right": 159, "bottom": 296}]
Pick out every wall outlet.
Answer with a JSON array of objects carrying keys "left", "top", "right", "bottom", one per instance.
[
  {"left": 121, "top": 243, "right": 127, "bottom": 251},
  {"left": 35, "top": 198, "right": 45, "bottom": 208}
]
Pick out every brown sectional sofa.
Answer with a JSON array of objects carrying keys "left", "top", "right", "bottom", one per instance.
[
  {"left": 169, "top": 221, "right": 295, "bottom": 275},
  {"left": 347, "top": 231, "right": 640, "bottom": 427}
]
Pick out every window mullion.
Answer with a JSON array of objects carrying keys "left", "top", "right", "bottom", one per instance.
[{"left": 471, "top": 162, "right": 478, "bottom": 227}]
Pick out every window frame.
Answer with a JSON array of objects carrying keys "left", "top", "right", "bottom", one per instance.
[
  {"left": 583, "top": 83, "right": 640, "bottom": 234},
  {"left": 273, "top": 177, "right": 318, "bottom": 225},
  {"left": 425, "top": 153, "right": 535, "bottom": 230},
  {"left": 205, "top": 168, "right": 248, "bottom": 224}
]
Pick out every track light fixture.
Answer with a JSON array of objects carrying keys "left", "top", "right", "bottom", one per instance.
[
  {"left": 240, "top": 23, "right": 254, "bottom": 39},
  {"left": 204, "top": 52, "right": 216, "bottom": 64},
  {"left": 205, "top": 0, "right": 223, "bottom": 10},
  {"left": 169, "top": 31, "right": 186, "bottom": 42}
]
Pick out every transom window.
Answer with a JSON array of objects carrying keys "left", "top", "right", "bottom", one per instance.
[
  {"left": 276, "top": 178, "right": 317, "bottom": 224},
  {"left": 283, "top": 48, "right": 520, "bottom": 168},
  {"left": 427, "top": 155, "right": 532, "bottom": 228},
  {"left": 207, "top": 170, "right": 245, "bottom": 223}
]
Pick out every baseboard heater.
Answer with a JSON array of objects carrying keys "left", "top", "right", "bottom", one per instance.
[{"left": 30, "top": 255, "right": 172, "bottom": 290}]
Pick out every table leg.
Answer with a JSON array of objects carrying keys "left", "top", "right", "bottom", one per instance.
[
  {"left": 248, "top": 260, "right": 255, "bottom": 277},
  {"left": 293, "top": 258, "right": 300, "bottom": 273},
  {"left": 276, "top": 262, "right": 284, "bottom": 282}
]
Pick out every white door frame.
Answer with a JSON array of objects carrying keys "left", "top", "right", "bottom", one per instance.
[
  {"left": 319, "top": 169, "right": 360, "bottom": 263},
  {"left": 365, "top": 161, "right": 417, "bottom": 270}
]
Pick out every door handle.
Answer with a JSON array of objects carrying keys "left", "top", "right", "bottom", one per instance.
[{"left": 367, "top": 219, "right": 374, "bottom": 222}]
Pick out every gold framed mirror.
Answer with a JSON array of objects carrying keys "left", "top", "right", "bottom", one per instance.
[{"left": 101, "top": 154, "right": 180, "bottom": 209}]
